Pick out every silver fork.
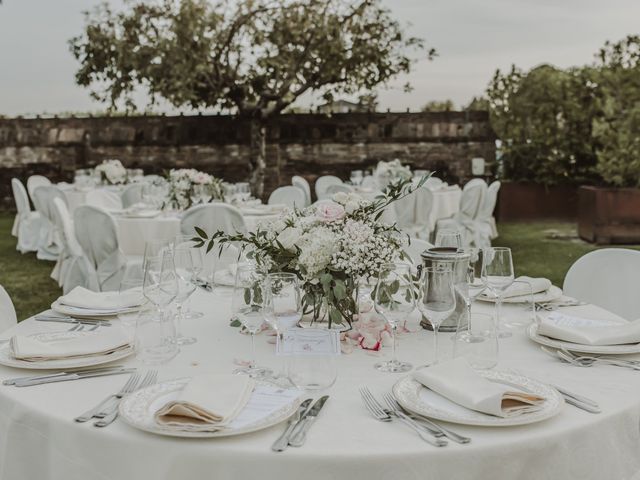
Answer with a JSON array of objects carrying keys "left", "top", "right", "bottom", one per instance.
[
  {"left": 94, "top": 370, "right": 158, "bottom": 428},
  {"left": 359, "top": 387, "right": 447, "bottom": 447},
  {"left": 383, "top": 393, "right": 471, "bottom": 444},
  {"left": 68, "top": 323, "right": 84, "bottom": 332},
  {"left": 75, "top": 372, "right": 140, "bottom": 423},
  {"left": 559, "top": 348, "right": 640, "bottom": 370}
]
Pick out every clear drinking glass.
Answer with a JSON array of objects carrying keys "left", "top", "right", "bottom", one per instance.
[
  {"left": 142, "top": 251, "right": 178, "bottom": 311},
  {"left": 231, "top": 264, "right": 271, "bottom": 378},
  {"left": 435, "top": 230, "right": 463, "bottom": 249},
  {"left": 416, "top": 267, "right": 456, "bottom": 365},
  {"left": 284, "top": 330, "right": 339, "bottom": 390},
  {"left": 174, "top": 234, "right": 205, "bottom": 320},
  {"left": 373, "top": 263, "right": 415, "bottom": 373},
  {"left": 501, "top": 279, "right": 535, "bottom": 330},
  {"left": 143, "top": 239, "right": 171, "bottom": 270},
  {"left": 481, "top": 247, "right": 515, "bottom": 338},
  {"left": 172, "top": 247, "right": 198, "bottom": 345},
  {"left": 453, "top": 312, "right": 498, "bottom": 369},
  {"left": 263, "top": 273, "right": 302, "bottom": 337},
  {"left": 135, "top": 309, "right": 178, "bottom": 365},
  {"left": 118, "top": 275, "right": 145, "bottom": 329},
  {"left": 456, "top": 248, "right": 485, "bottom": 333}
]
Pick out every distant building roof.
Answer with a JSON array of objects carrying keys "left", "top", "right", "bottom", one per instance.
[{"left": 318, "top": 99, "right": 367, "bottom": 114}]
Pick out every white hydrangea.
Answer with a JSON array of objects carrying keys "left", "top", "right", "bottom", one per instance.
[
  {"left": 95, "top": 159, "right": 127, "bottom": 185},
  {"left": 297, "top": 227, "right": 338, "bottom": 277}
]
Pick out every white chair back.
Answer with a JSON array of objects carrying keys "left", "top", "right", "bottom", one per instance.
[
  {"left": 26, "top": 175, "right": 51, "bottom": 203},
  {"left": 563, "top": 249, "right": 640, "bottom": 321},
  {"left": 326, "top": 184, "right": 354, "bottom": 196},
  {"left": 477, "top": 181, "right": 501, "bottom": 220},
  {"left": 11, "top": 178, "right": 31, "bottom": 216},
  {"left": 268, "top": 186, "right": 306, "bottom": 210},
  {"left": 404, "top": 238, "right": 433, "bottom": 265},
  {"left": 180, "top": 203, "right": 247, "bottom": 238},
  {"left": 315, "top": 175, "right": 343, "bottom": 199},
  {"left": 291, "top": 176, "right": 311, "bottom": 206},
  {"left": 121, "top": 184, "right": 144, "bottom": 208},
  {"left": 53, "top": 198, "right": 84, "bottom": 257},
  {"left": 424, "top": 177, "right": 444, "bottom": 189},
  {"left": 86, "top": 189, "right": 124, "bottom": 211},
  {"left": 11, "top": 178, "right": 44, "bottom": 253},
  {"left": 0, "top": 285, "right": 17, "bottom": 332},
  {"left": 459, "top": 182, "right": 486, "bottom": 220},
  {"left": 360, "top": 176, "right": 378, "bottom": 189},
  {"left": 32, "top": 186, "right": 67, "bottom": 225},
  {"left": 54, "top": 198, "right": 92, "bottom": 293}
]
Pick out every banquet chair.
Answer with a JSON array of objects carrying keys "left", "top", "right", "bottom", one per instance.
[
  {"left": 0, "top": 285, "right": 17, "bottom": 333},
  {"left": 86, "top": 189, "right": 124, "bottom": 211},
  {"left": 326, "top": 184, "right": 355, "bottom": 196},
  {"left": 11, "top": 178, "right": 45, "bottom": 254},
  {"left": 404, "top": 238, "right": 433, "bottom": 265},
  {"left": 121, "top": 184, "right": 144, "bottom": 208},
  {"left": 424, "top": 177, "right": 445, "bottom": 189},
  {"left": 473, "top": 180, "right": 501, "bottom": 248},
  {"left": 268, "top": 186, "right": 307, "bottom": 210},
  {"left": 315, "top": 175, "right": 343, "bottom": 200},
  {"left": 26, "top": 175, "right": 51, "bottom": 205},
  {"left": 563, "top": 249, "right": 640, "bottom": 321},
  {"left": 360, "top": 176, "right": 378, "bottom": 189},
  {"left": 32, "top": 185, "right": 67, "bottom": 261},
  {"left": 180, "top": 203, "right": 248, "bottom": 238},
  {"left": 398, "top": 186, "right": 434, "bottom": 240},
  {"left": 434, "top": 180, "right": 486, "bottom": 247},
  {"left": 74, "top": 205, "right": 142, "bottom": 291},
  {"left": 291, "top": 176, "right": 311, "bottom": 206}
]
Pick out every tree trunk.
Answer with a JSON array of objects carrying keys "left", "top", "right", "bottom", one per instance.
[{"left": 249, "top": 119, "right": 267, "bottom": 199}]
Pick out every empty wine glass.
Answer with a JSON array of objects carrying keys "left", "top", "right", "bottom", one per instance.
[
  {"left": 173, "top": 247, "right": 198, "bottom": 345},
  {"left": 435, "top": 230, "right": 463, "bottom": 249},
  {"left": 416, "top": 267, "right": 456, "bottom": 365},
  {"left": 174, "top": 234, "right": 205, "bottom": 320},
  {"left": 456, "top": 248, "right": 485, "bottom": 333},
  {"left": 263, "top": 273, "right": 302, "bottom": 337},
  {"left": 373, "top": 263, "right": 415, "bottom": 373},
  {"left": 481, "top": 247, "right": 515, "bottom": 338},
  {"left": 231, "top": 263, "right": 271, "bottom": 378},
  {"left": 143, "top": 239, "right": 171, "bottom": 270}
]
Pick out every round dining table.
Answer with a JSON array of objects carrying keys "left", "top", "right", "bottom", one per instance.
[{"left": 0, "top": 292, "right": 639, "bottom": 480}]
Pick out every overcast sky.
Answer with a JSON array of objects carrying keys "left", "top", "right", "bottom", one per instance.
[{"left": 0, "top": 0, "right": 638, "bottom": 116}]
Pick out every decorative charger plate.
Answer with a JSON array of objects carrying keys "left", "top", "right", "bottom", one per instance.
[
  {"left": 119, "top": 378, "right": 301, "bottom": 438},
  {"left": 478, "top": 285, "right": 563, "bottom": 304},
  {"left": 393, "top": 370, "right": 564, "bottom": 427},
  {"left": 526, "top": 322, "right": 640, "bottom": 355},
  {"left": 51, "top": 300, "right": 140, "bottom": 318},
  {"left": 0, "top": 331, "right": 134, "bottom": 370}
]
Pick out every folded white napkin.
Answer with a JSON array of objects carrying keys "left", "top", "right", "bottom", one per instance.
[
  {"left": 538, "top": 312, "right": 640, "bottom": 346},
  {"left": 155, "top": 374, "right": 255, "bottom": 431},
  {"left": 412, "top": 358, "right": 546, "bottom": 418},
  {"left": 10, "top": 327, "right": 131, "bottom": 362},
  {"left": 58, "top": 287, "right": 143, "bottom": 311},
  {"left": 503, "top": 276, "right": 552, "bottom": 298}
]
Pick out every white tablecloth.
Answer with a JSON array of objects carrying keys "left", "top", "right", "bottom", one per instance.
[
  {"left": 61, "top": 185, "right": 125, "bottom": 213},
  {"left": 0, "top": 295, "right": 639, "bottom": 480},
  {"left": 425, "top": 186, "right": 462, "bottom": 232}
]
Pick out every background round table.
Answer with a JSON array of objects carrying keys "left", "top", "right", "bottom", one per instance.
[{"left": 0, "top": 293, "right": 639, "bottom": 480}]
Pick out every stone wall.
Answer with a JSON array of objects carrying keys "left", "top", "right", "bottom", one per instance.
[{"left": 0, "top": 111, "right": 495, "bottom": 206}]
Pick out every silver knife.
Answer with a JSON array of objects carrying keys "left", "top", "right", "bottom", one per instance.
[
  {"left": 288, "top": 395, "right": 329, "bottom": 447},
  {"left": 35, "top": 317, "right": 112, "bottom": 327},
  {"left": 562, "top": 395, "right": 601, "bottom": 414},
  {"left": 271, "top": 398, "right": 313, "bottom": 452},
  {"left": 552, "top": 385, "right": 600, "bottom": 409},
  {"left": 14, "top": 368, "right": 136, "bottom": 387},
  {"left": 3, "top": 365, "right": 126, "bottom": 386}
]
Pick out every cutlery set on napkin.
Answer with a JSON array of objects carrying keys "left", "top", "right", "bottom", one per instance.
[{"left": 538, "top": 312, "right": 640, "bottom": 346}]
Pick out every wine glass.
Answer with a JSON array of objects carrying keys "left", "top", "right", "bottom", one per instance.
[
  {"left": 142, "top": 251, "right": 179, "bottom": 348},
  {"left": 456, "top": 248, "right": 485, "bottom": 334},
  {"left": 435, "top": 230, "right": 462, "bottom": 249},
  {"left": 263, "top": 273, "right": 302, "bottom": 337},
  {"left": 172, "top": 247, "right": 198, "bottom": 345},
  {"left": 143, "top": 239, "right": 171, "bottom": 270},
  {"left": 174, "top": 234, "right": 205, "bottom": 320},
  {"left": 373, "top": 263, "right": 415, "bottom": 373},
  {"left": 481, "top": 247, "right": 515, "bottom": 338},
  {"left": 416, "top": 267, "right": 456, "bottom": 365},
  {"left": 231, "top": 263, "right": 271, "bottom": 378}
]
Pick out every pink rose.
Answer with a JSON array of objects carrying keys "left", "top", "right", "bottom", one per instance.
[{"left": 316, "top": 202, "right": 345, "bottom": 222}]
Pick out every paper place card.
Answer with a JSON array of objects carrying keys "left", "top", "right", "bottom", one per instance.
[
  {"left": 228, "top": 385, "right": 302, "bottom": 429},
  {"left": 276, "top": 328, "right": 341, "bottom": 356},
  {"left": 546, "top": 312, "right": 616, "bottom": 328}
]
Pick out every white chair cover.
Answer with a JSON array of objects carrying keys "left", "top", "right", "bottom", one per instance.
[
  {"left": 434, "top": 180, "right": 486, "bottom": 247},
  {"left": 85, "top": 189, "right": 124, "bottom": 211},
  {"left": 26, "top": 175, "right": 51, "bottom": 204},
  {"left": 404, "top": 238, "right": 433, "bottom": 265},
  {"left": 121, "top": 184, "right": 144, "bottom": 208},
  {"left": 74, "top": 206, "right": 139, "bottom": 291},
  {"left": 0, "top": 285, "right": 18, "bottom": 333},
  {"left": 474, "top": 181, "right": 501, "bottom": 248},
  {"left": 180, "top": 204, "right": 247, "bottom": 238},
  {"left": 397, "top": 187, "right": 434, "bottom": 239},
  {"left": 315, "top": 175, "right": 343, "bottom": 200},
  {"left": 326, "top": 184, "right": 354, "bottom": 196},
  {"left": 360, "top": 176, "right": 378, "bottom": 189},
  {"left": 291, "top": 176, "right": 311, "bottom": 206},
  {"left": 563, "top": 249, "right": 640, "bottom": 321},
  {"left": 268, "top": 186, "right": 306, "bottom": 210},
  {"left": 11, "top": 178, "right": 44, "bottom": 253},
  {"left": 424, "top": 177, "right": 444, "bottom": 189},
  {"left": 32, "top": 186, "right": 67, "bottom": 261}
]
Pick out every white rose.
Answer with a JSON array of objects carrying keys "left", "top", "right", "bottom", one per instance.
[
  {"left": 344, "top": 200, "right": 360, "bottom": 214},
  {"left": 271, "top": 220, "right": 287, "bottom": 232},
  {"left": 276, "top": 227, "right": 302, "bottom": 250},
  {"left": 332, "top": 192, "right": 348, "bottom": 204}
]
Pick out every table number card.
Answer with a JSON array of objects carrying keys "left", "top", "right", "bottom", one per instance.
[{"left": 276, "top": 329, "right": 341, "bottom": 356}]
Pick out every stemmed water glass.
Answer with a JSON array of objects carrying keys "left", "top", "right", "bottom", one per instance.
[
  {"left": 455, "top": 248, "right": 485, "bottom": 333},
  {"left": 373, "top": 263, "right": 415, "bottom": 373},
  {"left": 416, "top": 267, "right": 456, "bottom": 365},
  {"left": 263, "top": 273, "right": 302, "bottom": 337},
  {"left": 481, "top": 247, "right": 515, "bottom": 338},
  {"left": 142, "top": 251, "right": 179, "bottom": 327},
  {"left": 172, "top": 247, "right": 198, "bottom": 345},
  {"left": 435, "top": 230, "right": 463, "bottom": 249},
  {"left": 231, "top": 263, "right": 271, "bottom": 377},
  {"left": 174, "top": 234, "right": 205, "bottom": 319}
]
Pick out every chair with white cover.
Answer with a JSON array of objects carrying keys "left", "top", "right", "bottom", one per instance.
[
  {"left": 434, "top": 179, "right": 487, "bottom": 247},
  {"left": 86, "top": 189, "right": 124, "bottom": 211},
  {"left": 563, "top": 248, "right": 640, "bottom": 321},
  {"left": 26, "top": 175, "right": 51, "bottom": 205},
  {"left": 326, "top": 184, "right": 354, "bottom": 196},
  {"left": 424, "top": 177, "right": 445, "bottom": 189},
  {"left": 360, "top": 176, "right": 378, "bottom": 190},
  {"left": 397, "top": 186, "right": 434, "bottom": 239},
  {"left": 180, "top": 203, "right": 247, "bottom": 238},
  {"left": 268, "top": 186, "right": 307, "bottom": 210},
  {"left": 473, "top": 180, "right": 501, "bottom": 248},
  {"left": 0, "top": 285, "right": 17, "bottom": 333},
  {"left": 32, "top": 185, "right": 67, "bottom": 261},
  {"left": 404, "top": 238, "right": 433, "bottom": 265},
  {"left": 291, "top": 176, "right": 311, "bottom": 206},
  {"left": 121, "top": 184, "right": 144, "bottom": 208},
  {"left": 315, "top": 175, "right": 343, "bottom": 200},
  {"left": 74, "top": 206, "right": 142, "bottom": 291},
  {"left": 11, "top": 178, "right": 45, "bottom": 254}
]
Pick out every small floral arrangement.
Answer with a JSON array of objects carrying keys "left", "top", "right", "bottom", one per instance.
[
  {"left": 375, "top": 159, "right": 412, "bottom": 187},
  {"left": 95, "top": 159, "right": 127, "bottom": 185},
  {"left": 194, "top": 176, "right": 429, "bottom": 329},
  {"left": 165, "top": 168, "right": 224, "bottom": 210}
]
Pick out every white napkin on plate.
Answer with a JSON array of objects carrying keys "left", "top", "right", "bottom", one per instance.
[
  {"left": 503, "top": 276, "right": 552, "bottom": 298},
  {"left": 538, "top": 312, "right": 640, "bottom": 346},
  {"left": 10, "top": 327, "right": 131, "bottom": 361},
  {"left": 58, "top": 287, "right": 143, "bottom": 311},
  {"left": 412, "top": 358, "right": 546, "bottom": 418},
  {"left": 155, "top": 374, "right": 255, "bottom": 431}
]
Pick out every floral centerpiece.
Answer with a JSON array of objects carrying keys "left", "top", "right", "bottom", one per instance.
[
  {"left": 165, "top": 168, "right": 224, "bottom": 210},
  {"left": 193, "top": 176, "right": 428, "bottom": 329},
  {"left": 95, "top": 159, "right": 127, "bottom": 185},
  {"left": 375, "top": 159, "right": 412, "bottom": 188}
]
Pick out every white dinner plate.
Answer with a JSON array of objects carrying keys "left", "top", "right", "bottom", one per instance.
[
  {"left": 393, "top": 370, "right": 564, "bottom": 427},
  {"left": 526, "top": 322, "right": 640, "bottom": 355},
  {"left": 117, "top": 209, "right": 162, "bottom": 219},
  {"left": 0, "top": 331, "right": 134, "bottom": 370},
  {"left": 51, "top": 300, "right": 140, "bottom": 318},
  {"left": 119, "top": 378, "right": 301, "bottom": 438},
  {"left": 477, "top": 285, "right": 563, "bottom": 304}
]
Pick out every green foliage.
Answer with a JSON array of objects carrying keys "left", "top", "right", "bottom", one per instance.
[{"left": 422, "top": 99, "right": 455, "bottom": 112}]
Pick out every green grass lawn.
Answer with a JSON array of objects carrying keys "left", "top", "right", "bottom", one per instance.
[{"left": 0, "top": 213, "right": 637, "bottom": 321}]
